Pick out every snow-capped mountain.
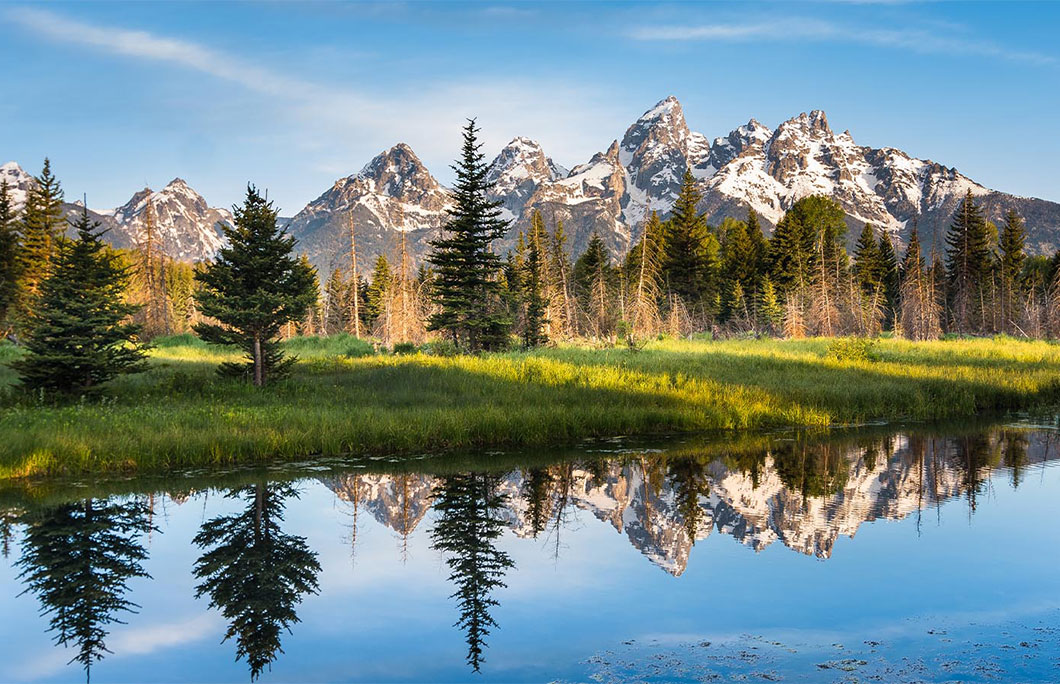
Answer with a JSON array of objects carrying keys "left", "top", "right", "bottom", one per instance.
[
  {"left": 486, "top": 136, "right": 567, "bottom": 224},
  {"left": 286, "top": 96, "right": 1060, "bottom": 270},
  {"left": 0, "top": 161, "right": 36, "bottom": 209},
  {"left": 285, "top": 143, "right": 453, "bottom": 274},
  {"left": 106, "top": 179, "right": 231, "bottom": 261},
  {"left": 510, "top": 96, "right": 710, "bottom": 256},
  {"left": 2, "top": 161, "right": 230, "bottom": 262}
]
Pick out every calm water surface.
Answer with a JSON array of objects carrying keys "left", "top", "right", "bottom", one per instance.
[{"left": 1, "top": 419, "right": 1059, "bottom": 683}]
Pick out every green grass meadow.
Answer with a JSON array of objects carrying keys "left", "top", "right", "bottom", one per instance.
[{"left": 1, "top": 334, "right": 1059, "bottom": 479}]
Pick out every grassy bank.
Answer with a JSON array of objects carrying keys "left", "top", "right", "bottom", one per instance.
[{"left": 1, "top": 334, "right": 1059, "bottom": 479}]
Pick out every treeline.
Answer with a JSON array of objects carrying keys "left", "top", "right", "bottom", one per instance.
[
  {"left": 320, "top": 169, "right": 1060, "bottom": 347},
  {"left": 5, "top": 123, "right": 1060, "bottom": 393}
]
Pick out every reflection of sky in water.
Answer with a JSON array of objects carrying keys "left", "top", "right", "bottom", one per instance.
[{"left": 1, "top": 426, "right": 1059, "bottom": 683}]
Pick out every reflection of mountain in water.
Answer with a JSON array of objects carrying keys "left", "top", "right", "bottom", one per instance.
[{"left": 320, "top": 429, "right": 1058, "bottom": 576}]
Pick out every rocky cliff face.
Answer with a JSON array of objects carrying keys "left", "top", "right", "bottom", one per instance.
[
  {"left": 106, "top": 179, "right": 231, "bottom": 261},
  {"left": 285, "top": 143, "right": 453, "bottom": 274},
  {"left": 9, "top": 96, "right": 1059, "bottom": 269},
  {"left": 2, "top": 161, "right": 229, "bottom": 262}
]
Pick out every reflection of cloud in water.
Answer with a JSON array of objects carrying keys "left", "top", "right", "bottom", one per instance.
[{"left": 12, "top": 613, "right": 220, "bottom": 681}]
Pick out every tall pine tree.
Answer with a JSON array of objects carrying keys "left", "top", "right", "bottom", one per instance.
[
  {"left": 15, "top": 158, "right": 66, "bottom": 332},
  {"left": 522, "top": 211, "right": 549, "bottom": 347},
  {"left": 945, "top": 190, "right": 993, "bottom": 332},
  {"left": 14, "top": 207, "right": 148, "bottom": 394},
  {"left": 661, "top": 169, "right": 714, "bottom": 313},
  {"left": 194, "top": 185, "right": 317, "bottom": 386},
  {"left": 0, "top": 180, "right": 19, "bottom": 336},
  {"left": 998, "top": 209, "right": 1026, "bottom": 333},
  {"left": 427, "top": 119, "right": 511, "bottom": 351}
]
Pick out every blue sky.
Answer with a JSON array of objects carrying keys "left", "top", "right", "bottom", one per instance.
[{"left": 2, "top": 1, "right": 1057, "bottom": 213}]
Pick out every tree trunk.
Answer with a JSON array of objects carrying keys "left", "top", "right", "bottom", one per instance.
[{"left": 253, "top": 334, "right": 264, "bottom": 387}]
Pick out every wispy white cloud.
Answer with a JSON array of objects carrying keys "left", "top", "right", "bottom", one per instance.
[
  {"left": 3, "top": 6, "right": 622, "bottom": 189},
  {"left": 630, "top": 17, "right": 1057, "bottom": 67}
]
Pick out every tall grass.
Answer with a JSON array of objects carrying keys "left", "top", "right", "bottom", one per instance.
[{"left": 1, "top": 335, "right": 1058, "bottom": 479}]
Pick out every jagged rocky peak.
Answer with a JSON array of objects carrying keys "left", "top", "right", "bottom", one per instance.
[
  {"left": 487, "top": 137, "right": 567, "bottom": 221},
  {"left": 354, "top": 142, "right": 445, "bottom": 204},
  {"left": 488, "top": 136, "right": 567, "bottom": 183},
  {"left": 620, "top": 95, "right": 691, "bottom": 163},
  {"left": 1, "top": 160, "right": 37, "bottom": 209},
  {"left": 109, "top": 178, "right": 230, "bottom": 262},
  {"left": 702, "top": 118, "right": 773, "bottom": 172}
]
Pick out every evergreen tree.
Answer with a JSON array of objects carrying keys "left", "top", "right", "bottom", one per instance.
[
  {"left": 194, "top": 186, "right": 317, "bottom": 386},
  {"left": 852, "top": 224, "right": 883, "bottom": 298},
  {"left": 945, "top": 191, "right": 993, "bottom": 332},
  {"left": 364, "top": 254, "right": 392, "bottom": 331},
  {"left": 193, "top": 484, "right": 321, "bottom": 681},
  {"left": 14, "top": 207, "right": 147, "bottom": 394},
  {"left": 323, "top": 267, "right": 349, "bottom": 334},
  {"left": 17, "top": 498, "right": 153, "bottom": 678},
  {"left": 573, "top": 233, "right": 616, "bottom": 338},
  {"left": 0, "top": 180, "right": 20, "bottom": 335},
  {"left": 900, "top": 227, "right": 942, "bottom": 340},
  {"left": 661, "top": 169, "right": 714, "bottom": 312},
  {"left": 522, "top": 211, "right": 549, "bottom": 347},
  {"left": 546, "top": 220, "right": 575, "bottom": 338},
  {"left": 719, "top": 216, "right": 763, "bottom": 324},
  {"left": 998, "top": 209, "right": 1027, "bottom": 333},
  {"left": 14, "top": 158, "right": 66, "bottom": 331},
  {"left": 427, "top": 119, "right": 511, "bottom": 351},
  {"left": 878, "top": 233, "right": 900, "bottom": 325},
  {"left": 430, "top": 472, "right": 515, "bottom": 673},
  {"left": 758, "top": 275, "right": 783, "bottom": 334}
]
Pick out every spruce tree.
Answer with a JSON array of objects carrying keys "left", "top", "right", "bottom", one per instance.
[
  {"left": 14, "top": 207, "right": 147, "bottom": 394},
  {"left": 878, "top": 233, "right": 900, "bottom": 325},
  {"left": 999, "top": 209, "right": 1027, "bottom": 332},
  {"left": 852, "top": 224, "right": 883, "bottom": 298},
  {"left": 661, "top": 169, "right": 713, "bottom": 311},
  {"left": 758, "top": 275, "right": 783, "bottom": 334},
  {"left": 522, "top": 211, "right": 549, "bottom": 347},
  {"left": 574, "top": 233, "right": 616, "bottom": 337},
  {"left": 427, "top": 119, "right": 511, "bottom": 351},
  {"left": 365, "top": 254, "right": 392, "bottom": 330},
  {"left": 547, "top": 220, "right": 574, "bottom": 338},
  {"left": 194, "top": 185, "right": 317, "bottom": 387},
  {"left": 0, "top": 180, "right": 20, "bottom": 335},
  {"left": 15, "top": 158, "right": 65, "bottom": 331},
  {"left": 945, "top": 191, "right": 993, "bottom": 332}
]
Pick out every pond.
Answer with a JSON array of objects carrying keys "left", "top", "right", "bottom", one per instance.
[{"left": 1, "top": 418, "right": 1059, "bottom": 682}]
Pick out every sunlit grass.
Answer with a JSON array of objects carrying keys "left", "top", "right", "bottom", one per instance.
[{"left": 1, "top": 334, "right": 1058, "bottom": 479}]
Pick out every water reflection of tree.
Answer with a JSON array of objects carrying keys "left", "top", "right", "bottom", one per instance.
[
  {"left": 1000, "top": 430, "right": 1029, "bottom": 489},
  {"left": 17, "top": 497, "right": 153, "bottom": 680},
  {"left": 772, "top": 442, "right": 851, "bottom": 499},
  {"left": 193, "top": 483, "right": 321, "bottom": 681},
  {"left": 430, "top": 472, "right": 515, "bottom": 673},
  {"left": 667, "top": 458, "right": 710, "bottom": 541},
  {"left": 520, "top": 468, "right": 554, "bottom": 538},
  {"left": 949, "top": 434, "right": 1000, "bottom": 513},
  {"left": 1, "top": 506, "right": 19, "bottom": 558}
]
